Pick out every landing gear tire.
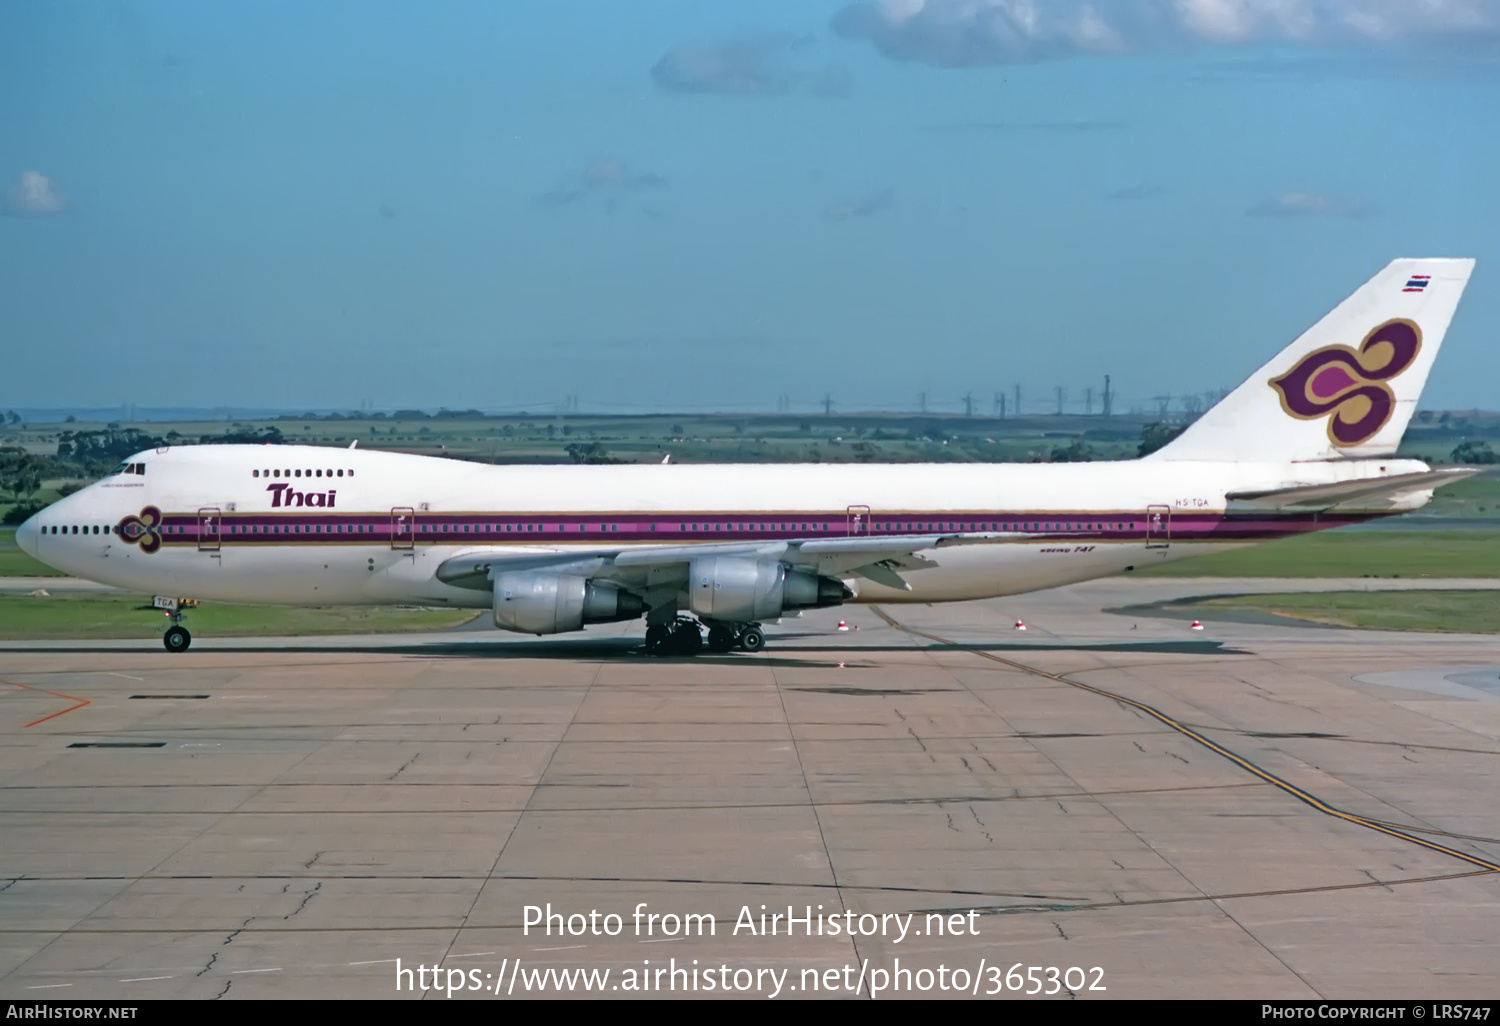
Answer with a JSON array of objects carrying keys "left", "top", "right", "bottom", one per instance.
[
  {"left": 738, "top": 626, "right": 765, "bottom": 652},
  {"left": 647, "top": 617, "right": 703, "bottom": 657},
  {"left": 645, "top": 624, "right": 670, "bottom": 652},
  {"left": 671, "top": 620, "right": 703, "bottom": 655},
  {"left": 706, "top": 626, "right": 736, "bottom": 652},
  {"left": 164, "top": 625, "right": 192, "bottom": 653}
]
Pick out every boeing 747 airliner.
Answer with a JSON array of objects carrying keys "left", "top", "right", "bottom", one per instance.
[{"left": 16, "top": 258, "right": 1477, "bottom": 653}]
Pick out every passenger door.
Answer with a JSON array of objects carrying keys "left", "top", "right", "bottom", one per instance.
[
  {"left": 1145, "top": 505, "right": 1170, "bottom": 549},
  {"left": 846, "top": 505, "right": 872, "bottom": 536},
  {"left": 197, "top": 507, "right": 221, "bottom": 552},
  {"left": 391, "top": 507, "right": 415, "bottom": 551}
]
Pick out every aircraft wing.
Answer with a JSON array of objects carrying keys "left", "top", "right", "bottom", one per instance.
[
  {"left": 1224, "top": 468, "right": 1476, "bottom": 515},
  {"left": 435, "top": 530, "right": 1032, "bottom": 593}
]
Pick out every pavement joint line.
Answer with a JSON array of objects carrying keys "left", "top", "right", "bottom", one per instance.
[
  {"left": 0, "top": 785, "right": 1273, "bottom": 818},
  {"left": 429, "top": 640, "right": 602, "bottom": 976},
  {"left": 1010, "top": 868, "right": 1493, "bottom": 914},
  {"left": 5, "top": 869, "right": 1481, "bottom": 936},
  {"left": 1172, "top": 722, "right": 1500, "bottom": 759},
  {"left": 871, "top": 605, "right": 1500, "bottom": 875},
  {"left": 771, "top": 659, "right": 867, "bottom": 993},
  {"left": 0, "top": 874, "right": 1090, "bottom": 901},
  {"left": 4, "top": 869, "right": 1482, "bottom": 943}
]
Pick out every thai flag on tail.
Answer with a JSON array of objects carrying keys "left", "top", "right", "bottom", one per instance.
[{"left": 1403, "top": 275, "right": 1431, "bottom": 293}]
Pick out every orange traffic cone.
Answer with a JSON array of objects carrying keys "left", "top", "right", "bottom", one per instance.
[
  {"left": 837, "top": 621, "right": 849, "bottom": 631},
  {"left": 1190, "top": 620, "right": 1204, "bottom": 631},
  {"left": 1014, "top": 619, "right": 1027, "bottom": 631}
]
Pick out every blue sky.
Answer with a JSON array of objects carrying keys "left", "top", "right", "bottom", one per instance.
[{"left": 2, "top": 0, "right": 1497, "bottom": 415}]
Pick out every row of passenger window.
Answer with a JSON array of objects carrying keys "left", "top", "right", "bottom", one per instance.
[
  {"left": 38, "top": 519, "right": 1137, "bottom": 539},
  {"left": 214, "top": 520, "right": 1135, "bottom": 535},
  {"left": 228, "top": 524, "right": 374, "bottom": 534},
  {"left": 879, "top": 521, "right": 1132, "bottom": 532},
  {"left": 252, "top": 468, "right": 353, "bottom": 479}
]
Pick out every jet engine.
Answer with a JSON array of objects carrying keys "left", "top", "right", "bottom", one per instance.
[
  {"left": 492, "top": 572, "right": 645, "bottom": 635},
  {"left": 688, "top": 557, "right": 850, "bottom": 622}
]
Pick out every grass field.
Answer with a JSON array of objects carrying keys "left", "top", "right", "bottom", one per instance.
[
  {"left": 1139, "top": 530, "right": 1500, "bottom": 578},
  {"left": 1190, "top": 590, "right": 1500, "bottom": 633},
  {"left": 0, "top": 594, "right": 481, "bottom": 640},
  {"left": 1422, "top": 472, "right": 1500, "bottom": 517},
  {"left": 0, "top": 528, "right": 61, "bottom": 577}
]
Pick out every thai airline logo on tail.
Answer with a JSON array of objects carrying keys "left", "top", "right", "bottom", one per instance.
[
  {"left": 1147, "top": 258, "right": 1473, "bottom": 463},
  {"left": 1268, "top": 319, "right": 1422, "bottom": 447}
]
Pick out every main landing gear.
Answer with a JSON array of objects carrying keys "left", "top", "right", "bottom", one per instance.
[
  {"left": 707, "top": 622, "right": 765, "bottom": 653},
  {"left": 646, "top": 617, "right": 703, "bottom": 656},
  {"left": 645, "top": 617, "right": 766, "bottom": 656}
]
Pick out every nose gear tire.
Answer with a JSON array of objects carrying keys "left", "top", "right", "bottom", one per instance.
[{"left": 164, "top": 626, "right": 192, "bottom": 653}]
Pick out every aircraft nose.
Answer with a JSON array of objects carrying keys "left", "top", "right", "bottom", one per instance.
[{"left": 16, "top": 513, "right": 40, "bottom": 559}]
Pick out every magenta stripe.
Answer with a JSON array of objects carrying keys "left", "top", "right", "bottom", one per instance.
[{"left": 145, "top": 508, "right": 1379, "bottom": 547}]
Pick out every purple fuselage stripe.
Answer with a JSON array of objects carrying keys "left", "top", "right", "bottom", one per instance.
[{"left": 143, "top": 510, "right": 1377, "bottom": 546}]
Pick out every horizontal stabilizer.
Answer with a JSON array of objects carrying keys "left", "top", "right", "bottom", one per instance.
[{"left": 1225, "top": 468, "right": 1476, "bottom": 515}]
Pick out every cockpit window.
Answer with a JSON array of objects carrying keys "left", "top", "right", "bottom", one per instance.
[{"left": 110, "top": 462, "right": 130, "bottom": 476}]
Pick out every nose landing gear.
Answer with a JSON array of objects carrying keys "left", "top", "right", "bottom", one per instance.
[
  {"left": 164, "top": 624, "right": 191, "bottom": 652},
  {"left": 154, "top": 596, "right": 197, "bottom": 653}
]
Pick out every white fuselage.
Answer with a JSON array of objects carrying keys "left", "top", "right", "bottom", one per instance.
[{"left": 17, "top": 445, "right": 1426, "bottom": 612}]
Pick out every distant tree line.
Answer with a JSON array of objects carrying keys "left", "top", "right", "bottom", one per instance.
[
  {"left": 564, "top": 442, "right": 623, "bottom": 465},
  {"left": 1451, "top": 440, "right": 1500, "bottom": 465},
  {"left": 0, "top": 426, "right": 292, "bottom": 524},
  {"left": 1, "top": 446, "right": 52, "bottom": 523},
  {"left": 279, "top": 408, "right": 487, "bottom": 421}
]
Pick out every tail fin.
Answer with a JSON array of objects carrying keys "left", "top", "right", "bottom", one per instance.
[{"left": 1148, "top": 258, "right": 1475, "bottom": 462}]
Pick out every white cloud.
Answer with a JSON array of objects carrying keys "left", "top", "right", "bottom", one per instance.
[
  {"left": 3, "top": 171, "right": 65, "bottom": 217},
  {"left": 1246, "top": 191, "right": 1376, "bottom": 218},
  {"left": 536, "top": 157, "right": 670, "bottom": 210},
  {"left": 651, "top": 33, "right": 853, "bottom": 97},
  {"left": 833, "top": 0, "right": 1497, "bottom": 66},
  {"left": 825, "top": 187, "right": 896, "bottom": 220}
]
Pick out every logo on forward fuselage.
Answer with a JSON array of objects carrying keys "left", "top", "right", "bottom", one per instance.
[
  {"left": 266, "top": 484, "right": 337, "bottom": 508},
  {"left": 1269, "top": 319, "right": 1422, "bottom": 447},
  {"left": 117, "top": 506, "right": 163, "bottom": 553}
]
